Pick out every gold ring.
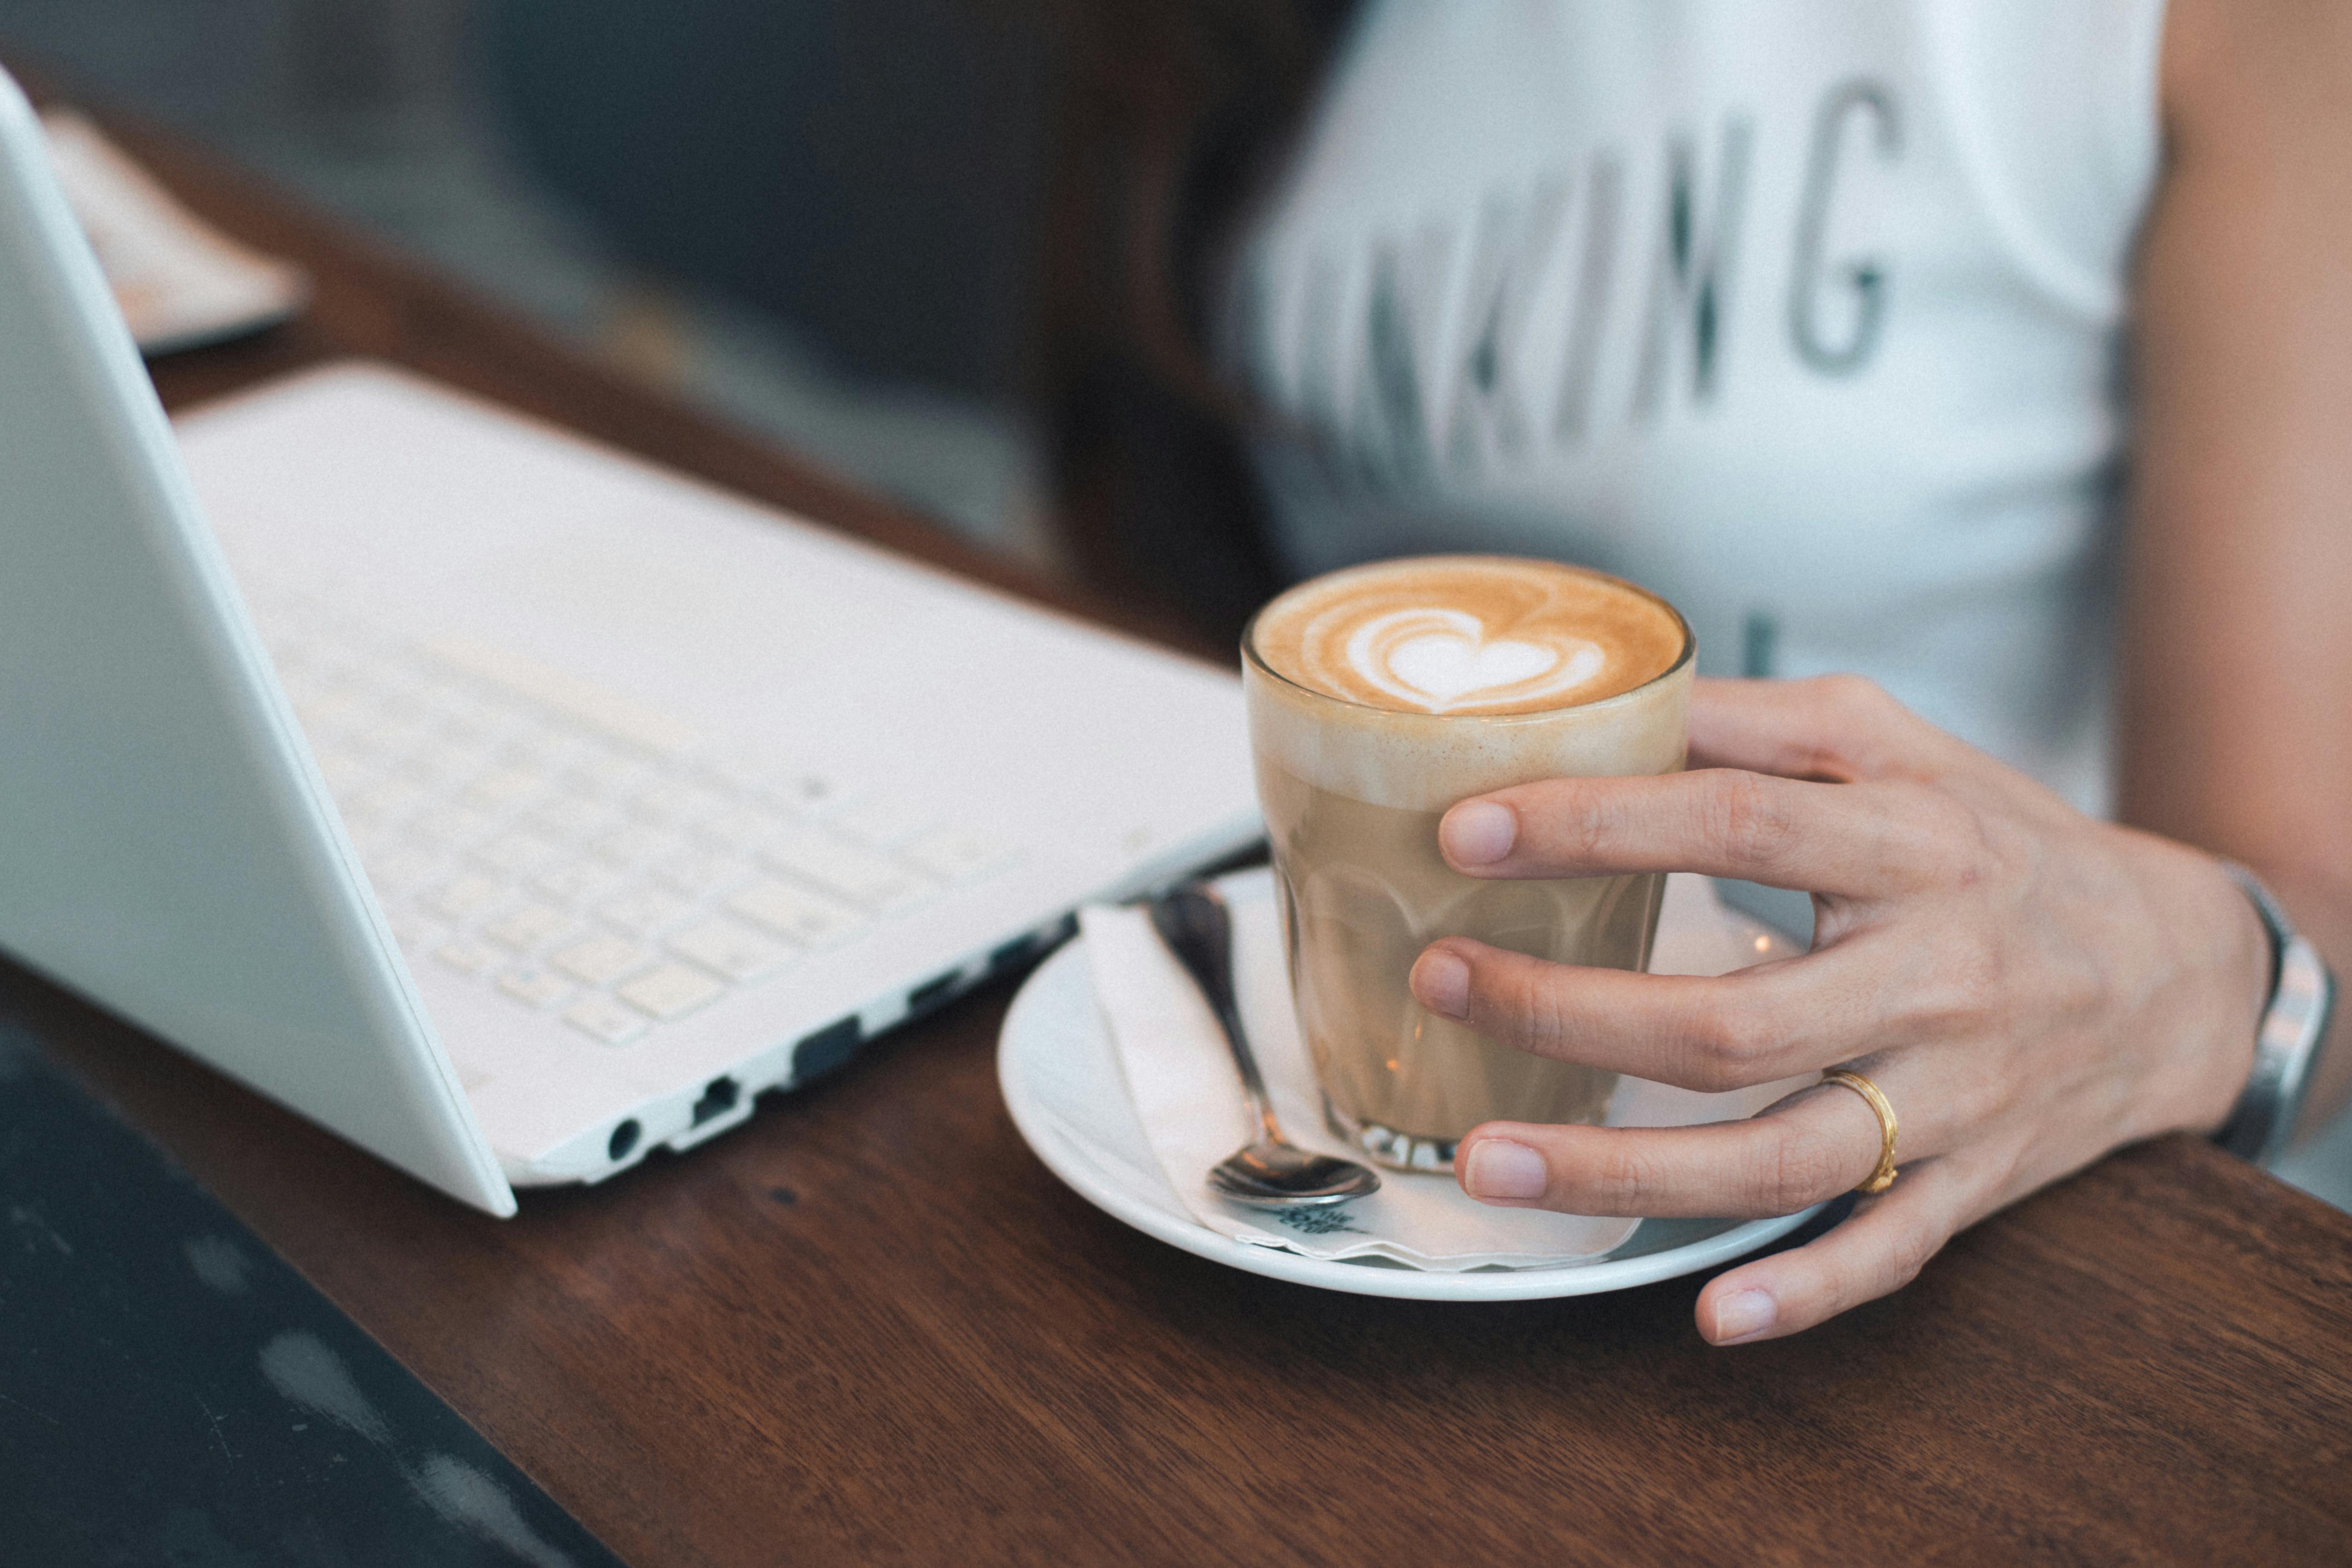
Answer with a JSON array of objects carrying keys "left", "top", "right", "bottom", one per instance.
[{"left": 1820, "top": 1068, "right": 1899, "bottom": 1195}]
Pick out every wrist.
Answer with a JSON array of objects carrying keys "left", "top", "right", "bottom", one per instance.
[
  {"left": 2139, "top": 851, "right": 2269, "bottom": 1142},
  {"left": 2191, "top": 860, "right": 2273, "bottom": 1135}
]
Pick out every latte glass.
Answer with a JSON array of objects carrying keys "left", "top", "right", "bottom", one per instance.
[{"left": 1243, "top": 558, "right": 1694, "bottom": 1173}]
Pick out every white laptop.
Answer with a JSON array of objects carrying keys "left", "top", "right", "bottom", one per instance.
[{"left": 0, "top": 68, "right": 1259, "bottom": 1216}]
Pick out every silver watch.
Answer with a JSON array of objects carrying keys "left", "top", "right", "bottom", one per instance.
[{"left": 2212, "top": 862, "right": 2337, "bottom": 1167}]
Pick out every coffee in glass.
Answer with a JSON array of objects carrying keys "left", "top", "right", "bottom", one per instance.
[{"left": 1243, "top": 555, "right": 1693, "bottom": 1172}]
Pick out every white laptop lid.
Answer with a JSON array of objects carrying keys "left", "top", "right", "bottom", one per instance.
[{"left": 0, "top": 68, "right": 515, "bottom": 1213}]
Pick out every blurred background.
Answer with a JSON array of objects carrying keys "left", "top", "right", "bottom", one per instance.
[
  {"left": 0, "top": 0, "right": 1356, "bottom": 652},
  {"left": 0, "top": 0, "right": 1063, "bottom": 565}
]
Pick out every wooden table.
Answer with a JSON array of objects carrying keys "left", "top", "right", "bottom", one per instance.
[{"left": 16, "top": 74, "right": 2352, "bottom": 1568}]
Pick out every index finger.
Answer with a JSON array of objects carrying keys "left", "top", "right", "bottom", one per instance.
[
  {"left": 1441, "top": 767, "right": 1963, "bottom": 899},
  {"left": 1687, "top": 674, "right": 1967, "bottom": 782}
]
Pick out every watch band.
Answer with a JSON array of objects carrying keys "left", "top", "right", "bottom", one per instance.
[{"left": 2212, "top": 862, "right": 2338, "bottom": 1167}]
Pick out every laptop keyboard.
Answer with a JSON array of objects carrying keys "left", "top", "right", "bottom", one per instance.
[{"left": 252, "top": 597, "right": 1017, "bottom": 1050}]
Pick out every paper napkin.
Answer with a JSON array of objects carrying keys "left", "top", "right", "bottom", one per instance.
[{"left": 1078, "top": 870, "right": 1810, "bottom": 1272}]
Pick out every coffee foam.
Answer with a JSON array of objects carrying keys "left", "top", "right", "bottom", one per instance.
[
  {"left": 1250, "top": 556, "right": 1685, "bottom": 718},
  {"left": 1245, "top": 558, "right": 1693, "bottom": 811}
]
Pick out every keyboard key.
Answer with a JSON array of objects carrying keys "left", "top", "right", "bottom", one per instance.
[
  {"left": 362, "top": 657, "right": 431, "bottom": 697},
  {"left": 473, "top": 829, "right": 564, "bottom": 877},
  {"left": 433, "top": 938, "right": 504, "bottom": 977},
  {"left": 594, "top": 823, "right": 682, "bottom": 868},
  {"left": 426, "top": 633, "right": 701, "bottom": 756},
  {"left": 293, "top": 686, "right": 367, "bottom": 730},
  {"left": 355, "top": 714, "right": 435, "bottom": 760},
  {"left": 432, "top": 694, "right": 506, "bottom": 747},
  {"left": 727, "top": 878, "right": 868, "bottom": 949},
  {"left": 617, "top": 962, "right": 725, "bottom": 1021},
  {"left": 828, "top": 793, "right": 940, "bottom": 848},
  {"left": 597, "top": 886, "right": 695, "bottom": 938},
  {"left": 410, "top": 804, "right": 498, "bottom": 851},
  {"left": 351, "top": 776, "right": 430, "bottom": 822},
  {"left": 565, "top": 995, "right": 647, "bottom": 1047},
  {"left": 764, "top": 770, "right": 851, "bottom": 815},
  {"left": 565, "top": 751, "right": 651, "bottom": 796},
  {"left": 650, "top": 848, "right": 744, "bottom": 900},
  {"left": 532, "top": 858, "right": 624, "bottom": 908},
  {"left": 551, "top": 934, "right": 652, "bottom": 986},
  {"left": 500, "top": 731, "right": 588, "bottom": 775},
  {"left": 331, "top": 720, "right": 398, "bottom": 761},
  {"left": 693, "top": 805, "right": 785, "bottom": 853},
  {"left": 484, "top": 903, "right": 574, "bottom": 951},
  {"left": 902, "top": 826, "right": 1017, "bottom": 883},
  {"left": 668, "top": 918, "right": 794, "bottom": 983},
  {"left": 496, "top": 966, "right": 573, "bottom": 1011},
  {"left": 529, "top": 795, "right": 622, "bottom": 843},
  {"left": 401, "top": 747, "right": 489, "bottom": 795},
  {"left": 630, "top": 779, "right": 718, "bottom": 824},
  {"left": 762, "top": 829, "right": 931, "bottom": 912},
  {"left": 425, "top": 872, "right": 506, "bottom": 922},
  {"left": 462, "top": 766, "right": 547, "bottom": 812},
  {"left": 371, "top": 685, "right": 432, "bottom": 726},
  {"left": 695, "top": 747, "right": 778, "bottom": 795}
]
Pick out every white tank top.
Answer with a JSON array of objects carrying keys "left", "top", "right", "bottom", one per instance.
[{"left": 1226, "top": 0, "right": 2167, "bottom": 813}]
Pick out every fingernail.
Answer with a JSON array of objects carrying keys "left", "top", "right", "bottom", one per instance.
[
  {"left": 1441, "top": 801, "right": 1517, "bottom": 866},
  {"left": 1462, "top": 1138, "right": 1547, "bottom": 1199},
  {"left": 1412, "top": 949, "right": 1470, "bottom": 1019},
  {"left": 1710, "top": 1289, "right": 1778, "bottom": 1344}
]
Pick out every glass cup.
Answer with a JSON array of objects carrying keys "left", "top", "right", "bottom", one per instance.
[{"left": 1242, "top": 562, "right": 1694, "bottom": 1172}]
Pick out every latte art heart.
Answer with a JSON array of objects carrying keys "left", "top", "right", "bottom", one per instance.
[
  {"left": 1389, "top": 630, "right": 1557, "bottom": 698},
  {"left": 1347, "top": 608, "right": 1607, "bottom": 714},
  {"left": 1249, "top": 555, "right": 1685, "bottom": 718}
]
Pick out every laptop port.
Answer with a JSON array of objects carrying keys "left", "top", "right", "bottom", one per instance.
[
  {"left": 791, "top": 1017, "right": 860, "bottom": 1084},
  {"left": 607, "top": 1119, "right": 642, "bottom": 1162},
  {"left": 990, "top": 915, "right": 1076, "bottom": 977},
  {"left": 691, "top": 1076, "right": 741, "bottom": 1127},
  {"left": 906, "top": 969, "right": 962, "bottom": 1017}
]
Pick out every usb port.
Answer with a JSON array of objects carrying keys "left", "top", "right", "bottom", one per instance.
[
  {"left": 691, "top": 1075, "right": 740, "bottom": 1127},
  {"left": 990, "top": 915, "right": 1075, "bottom": 977},
  {"left": 791, "top": 1017, "right": 860, "bottom": 1084},
  {"left": 907, "top": 969, "right": 962, "bottom": 1016}
]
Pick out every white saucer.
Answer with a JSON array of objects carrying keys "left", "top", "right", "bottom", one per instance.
[{"left": 997, "top": 877, "right": 1823, "bottom": 1302}]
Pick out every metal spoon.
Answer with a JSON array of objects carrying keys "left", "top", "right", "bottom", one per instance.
[{"left": 1147, "top": 883, "right": 1381, "bottom": 1209}]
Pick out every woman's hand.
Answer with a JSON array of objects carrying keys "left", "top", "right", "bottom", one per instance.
[{"left": 1406, "top": 675, "right": 2272, "bottom": 1345}]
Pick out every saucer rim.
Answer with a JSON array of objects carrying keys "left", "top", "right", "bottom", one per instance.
[{"left": 998, "top": 915, "right": 1822, "bottom": 1302}]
